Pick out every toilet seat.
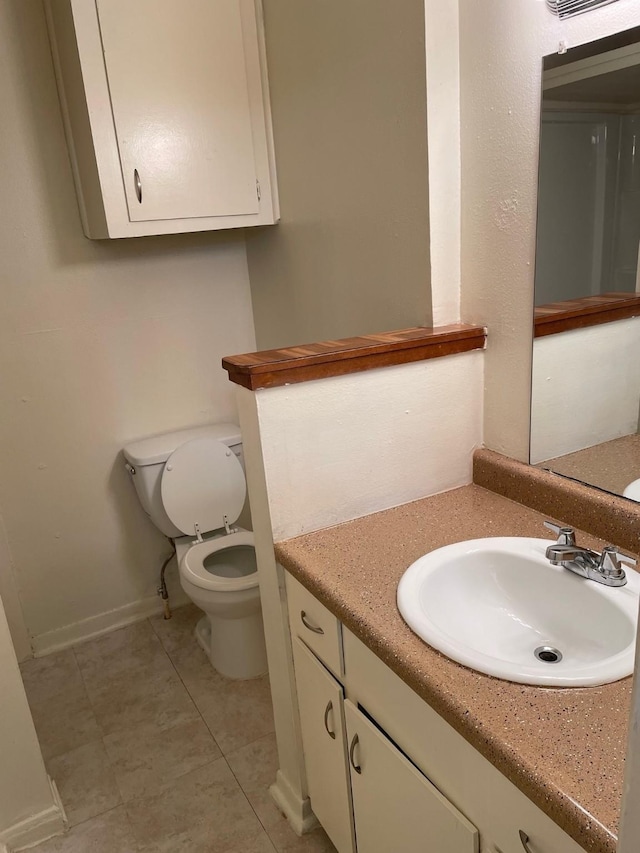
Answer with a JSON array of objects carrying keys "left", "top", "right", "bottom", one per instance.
[
  {"left": 161, "top": 437, "right": 246, "bottom": 537},
  {"left": 180, "top": 530, "right": 257, "bottom": 592}
]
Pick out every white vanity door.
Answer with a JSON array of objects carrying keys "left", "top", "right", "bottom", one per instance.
[
  {"left": 344, "top": 699, "right": 479, "bottom": 853},
  {"left": 292, "top": 638, "right": 356, "bottom": 853},
  {"left": 95, "top": 0, "right": 259, "bottom": 222}
]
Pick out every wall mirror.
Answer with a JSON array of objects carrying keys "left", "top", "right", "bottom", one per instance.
[{"left": 530, "top": 27, "right": 640, "bottom": 502}]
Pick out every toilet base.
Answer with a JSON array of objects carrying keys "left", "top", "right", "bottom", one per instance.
[
  {"left": 194, "top": 617, "right": 213, "bottom": 659},
  {"left": 194, "top": 614, "right": 268, "bottom": 680}
]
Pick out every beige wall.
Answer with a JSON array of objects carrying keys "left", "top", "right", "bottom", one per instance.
[
  {"left": 458, "top": 0, "right": 640, "bottom": 462},
  {"left": 0, "top": 0, "right": 256, "bottom": 655},
  {"left": 245, "top": 0, "right": 432, "bottom": 350}
]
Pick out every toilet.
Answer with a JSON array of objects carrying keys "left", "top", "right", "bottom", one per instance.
[{"left": 123, "top": 423, "right": 267, "bottom": 680}]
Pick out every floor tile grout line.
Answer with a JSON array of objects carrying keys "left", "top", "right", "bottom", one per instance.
[
  {"left": 27, "top": 615, "right": 289, "bottom": 852},
  {"left": 67, "top": 624, "right": 210, "bottom": 817},
  {"left": 118, "top": 753, "right": 227, "bottom": 810},
  {"left": 223, "top": 728, "right": 278, "bottom": 762},
  {"left": 221, "top": 753, "right": 281, "bottom": 846},
  {"left": 151, "top": 627, "right": 226, "bottom": 757},
  {"left": 151, "top": 625, "right": 277, "bottom": 771}
]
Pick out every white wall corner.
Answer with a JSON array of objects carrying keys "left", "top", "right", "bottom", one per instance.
[
  {"left": 235, "top": 386, "right": 310, "bottom": 827},
  {"left": 618, "top": 595, "right": 640, "bottom": 853},
  {"left": 30, "top": 589, "right": 189, "bottom": 658},
  {"left": 0, "top": 776, "right": 66, "bottom": 852},
  {"left": 269, "top": 770, "right": 317, "bottom": 837},
  {"left": 0, "top": 514, "right": 31, "bottom": 663}
]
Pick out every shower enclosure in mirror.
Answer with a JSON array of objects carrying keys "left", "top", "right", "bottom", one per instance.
[{"left": 531, "top": 29, "right": 640, "bottom": 501}]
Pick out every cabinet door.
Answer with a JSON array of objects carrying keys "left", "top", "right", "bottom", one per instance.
[
  {"left": 344, "top": 700, "right": 478, "bottom": 853},
  {"left": 292, "top": 638, "right": 356, "bottom": 853},
  {"left": 95, "top": 0, "right": 259, "bottom": 222}
]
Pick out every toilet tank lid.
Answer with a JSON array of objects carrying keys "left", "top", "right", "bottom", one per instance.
[{"left": 123, "top": 423, "right": 241, "bottom": 467}]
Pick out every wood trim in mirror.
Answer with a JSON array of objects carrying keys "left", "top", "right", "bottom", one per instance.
[
  {"left": 534, "top": 293, "right": 640, "bottom": 338},
  {"left": 223, "top": 324, "right": 486, "bottom": 390}
]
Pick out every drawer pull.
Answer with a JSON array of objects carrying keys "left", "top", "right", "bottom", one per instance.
[
  {"left": 349, "top": 733, "right": 362, "bottom": 774},
  {"left": 134, "top": 168, "right": 142, "bottom": 203},
  {"left": 323, "top": 700, "right": 336, "bottom": 739},
  {"left": 300, "top": 610, "right": 324, "bottom": 634},
  {"left": 519, "top": 830, "right": 533, "bottom": 852}
]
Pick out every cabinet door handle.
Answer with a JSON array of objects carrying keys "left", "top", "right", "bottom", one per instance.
[
  {"left": 519, "top": 830, "right": 533, "bottom": 852},
  {"left": 349, "top": 733, "right": 362, "bottom": 774},
  {"left": 300, "top": 610, "right": 324, "bottom": 634},
  {"left": 134, "top": 169, "right": 142, "bottom": 203},
  {"left": 323, "top": 701, "right": 336, "bottom": 739}
]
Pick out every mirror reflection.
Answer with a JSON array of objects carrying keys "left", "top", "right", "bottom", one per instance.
[{"left": 531, "top": 31, "right": 640, "bottom": 500}]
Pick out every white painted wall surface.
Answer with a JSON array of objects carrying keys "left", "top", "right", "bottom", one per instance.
[
  {"left": 619, "top": 594, "right": 640, "bottom": 853},
  {"left": 457, "top": 4, "right": 640, "bottom": 847},
  {"left": 255, "top": 351, "right": 484, "bottom": 541},
  {"left": 424, "top": 0, "right": 461, "bottom": 326},
  {"left": 0, "top": 592, "right": 63, "bottom": 847},
  {"left": 459, "top": 0, "right": 640, "bottom": 462},
  {"left": 237, "top": 351, "right": 483, "bottom": 834},
  {"left": 0, "top": 515, "right": 31, "bottom": 663},
  {"left": 0, "top": 1, "right": 256, "bottom": 656},
  {"left": 531, "top": 317, "right": 640, "bottom": 464}
]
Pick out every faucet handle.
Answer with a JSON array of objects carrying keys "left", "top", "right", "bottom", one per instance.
[
  {"left": 544, "top": 521, "right": 576, "bottom": 546},
  {"left": 599, "top": 546, "right": 636, "bottom": 578}
]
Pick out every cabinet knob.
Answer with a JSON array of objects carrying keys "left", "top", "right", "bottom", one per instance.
[
  {"left": 300, "top": 610, "right": 324, "bottom": 635},
  {"left": 134, "top": 169, "right": 142, "bottom": 203},
  {"left": 323, "top": 700, "right": 336, "bottom": 739},
  {"left": 519, "top": 830, "right": 533, "bottom": 852},
  {"left": 349, "top": 733, "right": 362, "bottom": 774}
]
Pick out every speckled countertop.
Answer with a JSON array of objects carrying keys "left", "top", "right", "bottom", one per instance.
[{"left": 274, "top": 484, "right": 634, "bottom": 853}]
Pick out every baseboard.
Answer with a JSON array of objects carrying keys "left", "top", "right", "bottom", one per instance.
[
  {"left": 269, "top": 769, "right": 318, "bottom": 836},
  {"left": 0, "top": 777, "right": 66, "bottom": 851},
  {"left": 30, "top": 588, "right": 190, "bottom": 657}
]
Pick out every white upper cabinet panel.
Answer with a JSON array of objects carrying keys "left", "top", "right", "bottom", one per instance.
[
  {"left": 45, "top": 0, "right": 278, "bottom": 238},
  {"left": 96, "top": 0, "right": 259, "bottom": 222}
]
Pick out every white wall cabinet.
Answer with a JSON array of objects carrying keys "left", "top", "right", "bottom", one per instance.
[
  {"left": 286, "top": 573, "right": 586, "bottom": 853},
  {"left": 45, "top": 0, "right": 278, "bottom": 238}
]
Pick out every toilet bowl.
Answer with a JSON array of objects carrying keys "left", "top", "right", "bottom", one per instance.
[
  {"left": 176, "top": 529, "right": 267, "bottom": 679},
  {"left": 123, "top": 423, "right": 268, "bottom": 680}
]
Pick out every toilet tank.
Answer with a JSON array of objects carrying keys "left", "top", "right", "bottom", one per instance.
[{"left": 123, "top": 423, "right": 243, "bottom": 538}]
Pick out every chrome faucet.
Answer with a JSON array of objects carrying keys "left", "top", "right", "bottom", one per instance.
[{"left": 543, "top": 521, "right": 635, "bottom": 587}]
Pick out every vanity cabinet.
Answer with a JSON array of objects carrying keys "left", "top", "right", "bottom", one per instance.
[
  {"left": 45, "top": 0, "right": 278, "bottom": 238},
  {"left": 286, "top": 573, "right": 587, "bottom": 853},
  {"left": 289, "top": 576, "right": 479, "bottom": 853},
  {"left": 292, "top": 637, "right": 355, "bottom": 853}
]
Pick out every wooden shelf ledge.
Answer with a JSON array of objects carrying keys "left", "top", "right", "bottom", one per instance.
[
  {"left": 534, "top": 293, "right": 640, "bottom": 338},
  {"left": 222, "top": 324, "right": 486, "bottom": 390}
]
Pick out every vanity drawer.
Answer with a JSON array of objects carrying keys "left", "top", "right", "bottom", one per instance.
[{"left": 286, "top": 573, "right": 344, "bottom": 677}]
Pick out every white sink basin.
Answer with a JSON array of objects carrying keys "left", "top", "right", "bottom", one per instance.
[{"left": 397, "top": 537, "right": 640, "bottom": 686}]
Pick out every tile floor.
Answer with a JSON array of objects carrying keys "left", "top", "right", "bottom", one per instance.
[{"left": 20, "top": 604, "right": 337, "bottom": 853}]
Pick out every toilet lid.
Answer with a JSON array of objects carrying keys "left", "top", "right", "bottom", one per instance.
[{"left": 161, "top": 437, "right": 246, "bottom": 536}]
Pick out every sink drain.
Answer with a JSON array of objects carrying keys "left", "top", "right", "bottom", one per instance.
[{"left": 534, "top": 645, "right": 563, "bottom": 664}]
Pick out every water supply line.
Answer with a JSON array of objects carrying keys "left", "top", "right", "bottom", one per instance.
[{"left": 158, "top": 538, "right": 176, "bottom": 620}]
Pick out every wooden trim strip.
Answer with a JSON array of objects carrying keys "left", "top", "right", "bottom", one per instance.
[
  {"left": 534, "top": 292, "right": 640, "bottom": 338},
  {"left": 222, "top": 324, "right": 486, "bottom": 390}
]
